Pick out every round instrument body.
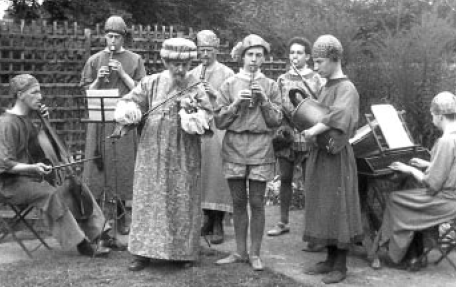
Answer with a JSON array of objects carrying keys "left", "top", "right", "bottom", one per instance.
[
  {"left": 291, "top": 97, "right": 343, "bottom": 154},
  {"left": 35, "top": 112, "right": 94, "bottom": 220},
  {"left": 291, "top": 97, "right": 329, "bottom": 132}
]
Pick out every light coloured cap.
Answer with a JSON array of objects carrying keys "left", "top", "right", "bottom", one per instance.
[
  {"left": 430, "top": 92, "right": 456, "bottom": 115},
  {"left": 196, "top": 30, "right": 219, "bottom": 47},
  {"left": 231, "top": 34, "right": 270, "bottom": 60},
  {"left": 104, "top": 16, "right": 127, "bottom": 35},
  {"left": 9, "top": 74, "right": 39, "bottom": 97},
  {"left": 160, "top": 38, "right": 197, "bottom": 61},
  {"left": 312, "top": 35, "right": 343, "bottom": 60}
]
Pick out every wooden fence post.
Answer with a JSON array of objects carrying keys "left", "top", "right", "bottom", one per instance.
[{"left": 84, "top": 28, "right": 92, "bottom": 62}]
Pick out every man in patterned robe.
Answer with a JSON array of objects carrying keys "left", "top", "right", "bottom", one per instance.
[{"left": 113, "top": 38, "right": 212, "bottom": 271}]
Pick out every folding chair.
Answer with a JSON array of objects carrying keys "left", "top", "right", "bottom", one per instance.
[
  {"left": 0, "top": 201, "right": 52, "bottom": 258},
  {"left": 419, "top": 218, "right": 456, "bottom": 271}
]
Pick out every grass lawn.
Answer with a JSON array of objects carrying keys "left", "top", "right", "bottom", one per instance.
[{"left": 0, "top": 247, "right": 304, "bottom": 287}]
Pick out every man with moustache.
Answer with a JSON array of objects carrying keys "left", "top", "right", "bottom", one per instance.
[{"left": 190, "top": 30, "right": 234, "bottom": 245}]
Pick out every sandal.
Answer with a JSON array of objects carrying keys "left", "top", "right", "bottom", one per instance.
[
  {"left": 216, "top": 253, "right": 249, "bottom": 265},
  {"left": 267, "top": 222, "right": 290, "bottom": 236}
]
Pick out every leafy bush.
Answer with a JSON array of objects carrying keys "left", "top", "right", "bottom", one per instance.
[{"left": 357, "top": 12, "right": 456, "bottom": 147}]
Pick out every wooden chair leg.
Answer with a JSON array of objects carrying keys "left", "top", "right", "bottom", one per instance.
[
  {"left": 435, "top": 245, "right": 456, "bottom": 270},
  {"left": 0, "top": 218, "right": 33, "bottom": 258},
  {"left": 370, "top": 230, "right": 383, "bottom": 269},
  {"left": 1, "top": 204, "right": 52, "bottom": 257}
]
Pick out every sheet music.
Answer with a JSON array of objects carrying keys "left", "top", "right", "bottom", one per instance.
[
  {"left": 371, "top": 104, "right": 414, "bottom": 149},
  {"left": 349, "top": 122, "right": 373, "bottom": 145},
  {"left": 86, "top": 89, "right": 119, "bottom": 122}
]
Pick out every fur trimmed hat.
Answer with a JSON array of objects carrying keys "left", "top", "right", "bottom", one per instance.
[
  {"left": 160, "top": 38, "right": 197, "bottom": 61},
  {"left": 231, "top": 34, "right": 270, "bottom": 61},
  {"left": 312, "top": 35, "right": 343, "bottom": 60},
  {"left": 104, "top": 16, "right": 127, "bottom": 35},
  {"left": 430, "top": 92, "right": 456, "bottom": 115},
  {"left": 196, "top": 30, "right": 220, "bottom": 47},
  {"left": 10, "top": 74, "right": 39, "bottom": 97}
]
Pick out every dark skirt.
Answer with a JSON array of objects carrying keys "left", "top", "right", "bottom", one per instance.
[{"left": 303, "top": 144, "right": 364, "bottom": 249}]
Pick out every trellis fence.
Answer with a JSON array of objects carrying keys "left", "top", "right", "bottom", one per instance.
[{"left": 0, "top": 20, "right": 287, "bottom": 154}]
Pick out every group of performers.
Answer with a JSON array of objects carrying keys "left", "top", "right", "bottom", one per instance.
[{"left": 1, "top": 14, "right": 456, "bottom": 285}]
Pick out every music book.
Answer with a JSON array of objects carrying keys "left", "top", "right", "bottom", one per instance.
[
  {"left": 349, "top": 123, "right": 372, "bottom": 145},
  {"left": 85, "top": 89, "right": 119, "bottom": 122},
  {"left": 371, "top": 104, "right": 414, "bottom": 149}
]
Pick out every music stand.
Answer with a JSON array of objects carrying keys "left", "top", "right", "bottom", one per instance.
[
  {"left": 81, "top": 89, "right": 127, "bottom": 251},
  {"left": 368, "top": 104, "right": 416, "bottom": 154}
]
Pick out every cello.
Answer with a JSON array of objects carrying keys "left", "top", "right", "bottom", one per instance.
[{"left": 35, "top": 109, "right": 94, "bottom": 220}]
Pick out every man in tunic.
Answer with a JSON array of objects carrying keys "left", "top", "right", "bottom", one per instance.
[
  {"left": 190, "top": 30, "right": 234, "bottom": 245},
  {"left": 80, "top": 15, "right": 146, "bottom": 236},
  {"left": 379, "top": 92, "right": 456, "bottom": 271},
  {"left": 268, "top": 37, "right": 325, "bottom": 254},
  {"left": 214, "top": 34, "right": 282, "bottom": 271},
  {"left": 0, "top": 74, "right": 110, "bottom": 257},
  {"left": 301, "top": 35, "right": 363, "bottom": 284},
  {"left": 113, "top": 38, "right": 212, "bottom": 271}
]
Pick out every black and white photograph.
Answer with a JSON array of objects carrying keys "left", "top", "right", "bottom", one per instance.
[{"left": 1, "top": 1, "right": 456, "bottom": 286}]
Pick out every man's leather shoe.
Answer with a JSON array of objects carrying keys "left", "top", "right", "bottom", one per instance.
[
  {"left": 117, "top": 216, "right": 130, "bottom": 235},
  {"left": 93, "top": 246, "right": 111, "bottom": 257},
  {"left": 128, "top": 256, "right": 149, "bottom": 271},
  {"left": 249, "top": 256, "right": 264, "bottom": 271},
  {"left": 303, "top": 261, "right": 333, "bottom": 275},
  {"left": 302, "top": 242, "right": 326, "bottom": 252},
  {"left": 408, "top": 256, "right": 427, "bottom": 272},
  {"left": 322, "top": 270, "right": 347, "bottom": 284},
  {"left": 201, "top": 214, "right": 214, "bottom": 236},
  {"left": 77, "top": 239, "right": 110, "bottom": 257},
  {"left": 210, "top": 234, "right": 224, "bottom": 245},
  {"left": 117, "top": 223, "right": 130, "bottom": 235},
  {"left": 267, "top": 222, "right": 290, "bottom": 236}
]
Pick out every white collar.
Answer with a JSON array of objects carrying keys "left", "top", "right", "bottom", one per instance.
[
  {"left": 289, "top": 65, "right": 313, "bottom": 76},
  {"left": 238, "top": 68, "right": 265, "bottom": 81},
  {"left": 203, "top": 60, "right": 218, "bottom": 72},
  {"left": 104, "top": 47, "right": 125, "bottom": 53}
]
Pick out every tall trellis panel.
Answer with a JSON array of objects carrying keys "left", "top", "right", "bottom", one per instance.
[
  {"left": 0, "top": 20, "right": 288, "bottom": 155},
  {"left": 0, "top": 20, "right": 88, "bottom": 153}
]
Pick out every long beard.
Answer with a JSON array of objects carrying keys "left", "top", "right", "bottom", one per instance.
[{"left": 172, "top": 74, "right": 188, "bottom": 88}]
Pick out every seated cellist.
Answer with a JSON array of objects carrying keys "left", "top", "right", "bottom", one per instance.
[{"left": 0, "top": 74, "right": 110, "bottom": 257}]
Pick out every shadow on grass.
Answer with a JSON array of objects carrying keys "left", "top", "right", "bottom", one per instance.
[{"left": 0, "top": 247, "right": 305, "bottom": 287}]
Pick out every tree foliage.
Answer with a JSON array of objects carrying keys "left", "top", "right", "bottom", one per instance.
[
  {"left": 112, "top": 0, "right": 234, "bottom": 31},
  {"left": 361, "top": 11, "right": 456, "bottom": 146},
  {"left": 8, "top": 0, "right": 40, "bottom": 21},
  {"left": 41, "top": 0, "right": 113, "bottom": 26},
  {"left": 4, "top": 0, "right": 456, "bottom": 146}
]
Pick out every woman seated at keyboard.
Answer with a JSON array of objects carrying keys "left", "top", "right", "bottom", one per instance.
[{"left": 379, "top": 91, "right": 456, "bottom": 271}]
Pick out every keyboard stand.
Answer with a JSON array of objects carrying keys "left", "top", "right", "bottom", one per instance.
[{"left": 360, "top": 106, "right": 429, "bottom": 270}]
